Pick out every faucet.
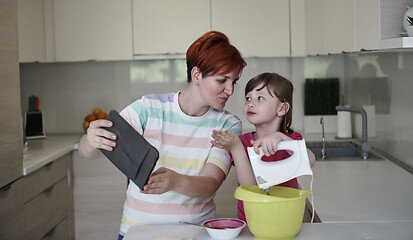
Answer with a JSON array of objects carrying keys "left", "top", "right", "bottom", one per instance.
[
  {"left": 336, "top": 106, "right": 371, "bottom": 159},
  {"left": 320, "top": 117, "right": 326, "bottom": 160}
]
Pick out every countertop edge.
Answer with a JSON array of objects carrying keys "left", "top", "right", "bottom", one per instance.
[{"left": 23, "top": 134, "right": 81, "bottom": 175}]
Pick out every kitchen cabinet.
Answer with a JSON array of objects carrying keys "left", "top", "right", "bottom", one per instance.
[
  {"left": 305, "top": 0, "right": 413, "bottom": 55},
  {"left": 132, "top": 0, "right": 210, "bottom": 58},
  {"left": 23, "top": 153, "right": 74, "bottom": 240},
  {"left": 0, "top": 0, "right": 23, "bottom": 189},
  {"left": 0, "top": 179, "right": 25, "bottom": 240},
  {"left": 305, "top": 0, "right": 355, "bottom": 55},
  {"left": 354, "top": 0, "right": 380, "bottom": 51},
  {"left": 72, "top": 151, "right": 126, "bottom": 239},
  {"left": 17, "top": 0, "right": 55, "bottom": 63},
  {"left": 17, "top": 0, "right": 46, "bottom": 62},
  {"left": 53, "top": 0, "right": 133, "bottom": 62},
  {"left": 0, "top": 1, "right": 25, "bottom": 239},
  {"left": 18, "top": 0, "right": 301, "bottom": 61},
  {"left": 211, "top": 0, "right": 290, "bottom": 57}
]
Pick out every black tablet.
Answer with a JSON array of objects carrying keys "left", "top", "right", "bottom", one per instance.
[{"left": 100, "top": 110, "right": 159, "bottom": 190}]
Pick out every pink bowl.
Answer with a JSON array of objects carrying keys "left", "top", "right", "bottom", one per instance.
[{"left": 203, "top": 218, "right": 246, "bottom": 240}]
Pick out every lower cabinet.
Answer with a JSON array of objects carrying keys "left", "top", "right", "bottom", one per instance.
[
  {"left": 72, "top": 151, "right": 126, "bottom": 240},
  {"left": 23, "top": 153, "right": 74, "bottom": 240},
  {"left": 0, "top": 178, "right": 25, "bottom": 240}
]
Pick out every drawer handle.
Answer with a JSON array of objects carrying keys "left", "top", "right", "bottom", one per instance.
[
  {"left": 1, "top": 184, "right": 12, "bottom": 192},
  {"left": 45, "top": 161, "right": 54, "bottom": 168},
  {"left": 0, "top": 184, "right": 12, "bottom": 197},
  {"left": 44, "top": 185, "right": 54, "bottom": 194},
  {"left": 43, "top": 226, "right": 56, "bottom": 238}
]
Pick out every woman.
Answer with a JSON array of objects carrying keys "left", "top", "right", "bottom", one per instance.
[{"left": 78, "top": 31, "right": 246, "bottom": 238}]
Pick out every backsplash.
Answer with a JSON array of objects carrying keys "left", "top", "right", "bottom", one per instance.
[
  {"left": 20, "top": 52, "right": 413, "bottom": 169},
  {"left": 19, "top": 58, "right": 304, "bottom": 134},
  {"left": 305, "top": 52, "right": 413, "bottom": 169}
]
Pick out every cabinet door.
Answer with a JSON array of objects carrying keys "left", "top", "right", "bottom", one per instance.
[
  {"left": 0, "top": 0, "right": 23, "bottom": 189},
  {"left": 305, "top": 0, "right": 355, "bottom": 55},
  {"left": 25, "top": 178, "right": 68, "bottom": 240},
  {"left": 211, "top": 0, "right": 290, "bottom": 57},
  {"left": 322, "top": 0, "right": 355, "bottom": 54},
  {"left": 305, "top": 0, "right": 323, "bottom": 55},
  {"left": 72, "top": 151, "right": 126, "bottom": 239},
  {"left": 17, "top": 0, "right": 46, "bottom": 62},
  {"left": 132, "top": 0, "right": 211, "bottom": 57},
  {"left": 0, "top": 179, "right": 25, "bottom": 240},
  {"left": 355, "top": 0, "right": 380, "bottom": 51},
  {"left": 53, "top": 0, "right": 133, "bottom": 62}
]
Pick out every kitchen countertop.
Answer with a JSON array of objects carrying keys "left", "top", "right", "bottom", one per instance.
[
  {"left": 24, "top": 134, "right": 413, "bottom": 239},
  {"left": 298, "top": 159, "right": 413, "bottom": 223},
  {"left": 124, "top": 221, "right": 413, "bottom": 240},
  {"left": 124, "top": 157, "right": 413, "bottom": 239},
  {"left": 299, "top": 132, "right": 413, "bottom": 223},
  {"left": 23, "top": 134, "right": 81, "bottom": 175}
]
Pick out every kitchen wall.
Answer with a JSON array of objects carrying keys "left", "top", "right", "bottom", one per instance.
[
  {"left": 19, "top": 57, "right": 305, "bottom": 134},
  {"left": 20, "top": 51, "right": 413, "bottom": 169},
  {"left": 304, "top": 51, "right": 413, "bottom": 170}
]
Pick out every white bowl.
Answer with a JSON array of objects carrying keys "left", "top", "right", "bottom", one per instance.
[{"left": 202, "top": 218, "right": 246, "bottom": 240}]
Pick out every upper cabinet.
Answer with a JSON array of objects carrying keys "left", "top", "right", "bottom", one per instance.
[
  {"left": 132, "top": 0, "right": 292, "bottom": 58},
  {"left": 132, "top": 0, "right": 210, "bottom": 58},
  {"left": 18, "top": 0, "right": 296, "bottom": 62},
  {"left": 305, "top": 0, "right": 357, "bottom": 55},
  {"left": 53, "top": 0, "right": 133, "bottom": 62},
  {"left": 17, "top": 0, "right": 45, "bottom": 63},
  {"left": 17, "top": 0, "right": 132, "bottom": 63},
  {"left": 305, "top": 0, "right": 413, "bottom": 55},
  {"left": 211, "top": 0, "right": 290, "bottom": 57},
  {"left": 18, "top": 0, "right": 413, "bottom": 62},
  {"left": 17, "top": 0, "right": 55, "bottom": 63}
]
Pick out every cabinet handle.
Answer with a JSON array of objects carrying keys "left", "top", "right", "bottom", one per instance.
[
  {"left": 1, "top": 184, "right": 12, "bottom": 192},
  {"left": 44, "top": 185, "right": 54, "bottom": 194},
  {"left": 42, "top": 226, "right": 56, "bottom": 238},
  {"left": 45, "top": 161, "right": 54, "bottom": 168},
  {"left": 0, "top": 184, "right": 12, "bottom": 197},
  {"left": 67, "top": 168, "right": 71, "bottom": 188}
]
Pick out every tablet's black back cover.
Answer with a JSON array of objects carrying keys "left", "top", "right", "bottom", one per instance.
[{"left": 100, "top": 110, "right": 159, "bottom": 190}]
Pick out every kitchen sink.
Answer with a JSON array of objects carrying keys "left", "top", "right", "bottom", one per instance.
[{"left": 307, "top": 141, "right": 384, "bottom": 161}]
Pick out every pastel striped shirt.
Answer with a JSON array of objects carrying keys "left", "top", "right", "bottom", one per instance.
[{"left": 118, "top": 92, "right": 242, "bottom": 235}]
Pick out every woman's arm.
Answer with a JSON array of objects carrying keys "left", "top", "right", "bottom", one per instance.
[{"left": 141, "top": 164, "right": 226, "bottom": 198}]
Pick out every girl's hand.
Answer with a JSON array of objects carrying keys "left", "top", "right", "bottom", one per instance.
[
  {"left": 211, "top": 129, "right": 240, "bottom": 150},
  {"left": 85, "top": 119, "right": 117, "bottom": 151},
  {"left": 142, "top": 167, "right": 179, "bottom": 194},
  {"left": 251, "top": 132, "right": 292, "bottom": 156}
]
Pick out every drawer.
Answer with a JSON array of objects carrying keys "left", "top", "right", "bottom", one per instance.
[
  {"left": 24, "top": 154, "right": 69, "bottom": 202},
  {"left": 0, "top": 178, "right": 25, "bottom": 240},
  {"left": 40, "top": 218, "right": 70, "bottom": 240},
  {"left": 25, "top": 178, "right": 68, "bottom": 240}
]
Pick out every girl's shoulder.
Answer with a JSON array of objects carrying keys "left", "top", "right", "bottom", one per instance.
[
  {"left": 285, "top": 131, "right": 303, "bottom": 140},
  {"left": 239, "top": 132, "right": 254, "bottom": 147}
]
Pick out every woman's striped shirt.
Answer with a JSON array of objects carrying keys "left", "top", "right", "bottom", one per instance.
[{"left": 118, "top": 92, "right": 241, "bottom": 235}]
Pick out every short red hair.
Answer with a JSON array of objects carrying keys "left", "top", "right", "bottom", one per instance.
[{"left": 186, "top": 31, "right": 246, "bottom": 82}]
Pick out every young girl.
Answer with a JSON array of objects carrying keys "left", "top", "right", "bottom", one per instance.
[{"left": 211, "top": 72, "right": 316, "bottom": 222}]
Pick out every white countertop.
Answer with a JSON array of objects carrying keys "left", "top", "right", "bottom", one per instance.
[
  {"left": 23, "top": 134, "right": 413, "bottom": 239},
  {"left": 23, "top": 134, "right": 81, "bottom": 175},
  {"left": 124, "top": 221, "right": 413, "bottom": 240},
  {"left": 298, "top": 159, "right": 413, "bottom": 223}
]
